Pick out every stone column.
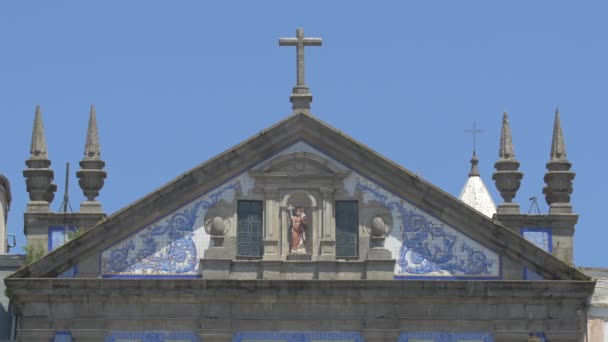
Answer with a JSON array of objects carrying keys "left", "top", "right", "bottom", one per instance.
[
  {"left": 262, "top": 187, "right": 280, "bottom": 260},
  {"left": 318, "top": 187, "right": 336, "bottom": 260}
]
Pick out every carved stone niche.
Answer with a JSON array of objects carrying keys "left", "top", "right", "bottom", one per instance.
[
  {"left": 249, "top": 152, "right": 350, "bottom": 260},
  {"left": 203, "top": 199, "right": 234, "bottom": 259},
  {"left": 280, "top": 189, "right": 317, "bottom": 260},
  {"left": 361, "top": 200, "right": 393, "bottom": 260}
]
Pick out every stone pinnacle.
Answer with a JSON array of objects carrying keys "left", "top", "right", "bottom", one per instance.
[
  {"left": 498, "top": 111, "right": 515, "bottom": 160},
  {"left": 550, "top": 108, "right": 567, "bottom": 161},
  {"left": 29, "top": 105, "right": 48, "bottom": 159},
  {"left": 84, "top": 105, "right": 101, "bottom": 159}
]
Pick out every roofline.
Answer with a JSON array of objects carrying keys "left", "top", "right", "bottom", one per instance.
[{"left": 8, "top": 112, "right": 591, "bottom": 282}]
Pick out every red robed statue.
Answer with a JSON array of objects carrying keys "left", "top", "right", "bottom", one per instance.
[{"left": 288, "top": 206, "right": 308, "bottom": 253}]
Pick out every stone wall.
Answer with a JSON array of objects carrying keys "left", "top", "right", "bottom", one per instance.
[{"left": 6, "top": 278, "right": 594, "bottom": 342}]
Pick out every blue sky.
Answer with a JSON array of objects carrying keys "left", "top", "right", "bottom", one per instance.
[{"left": 0, "top": 1, "right": 606, "bottom": 266}]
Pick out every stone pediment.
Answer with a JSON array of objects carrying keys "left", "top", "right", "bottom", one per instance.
[
  {"left": 249, "top": 151, "right": 350, "bottom": 189},
  {"left": 8, "top": 112, "right": 588, "bottom": 282},
  {"left": 254, "top": 152, "right": 345, "bottom": 175}
]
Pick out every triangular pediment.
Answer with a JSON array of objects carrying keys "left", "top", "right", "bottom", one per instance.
[
  {"left": 255, "top": 151, "right": 345, "bottom": 175},
  {"left": 9, "top": 112, "right": 587, "bottom": 281}
]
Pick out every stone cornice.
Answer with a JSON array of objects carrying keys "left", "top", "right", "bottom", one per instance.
[{"left": 5, "top": 278, "right": 595, "bottom": 304}]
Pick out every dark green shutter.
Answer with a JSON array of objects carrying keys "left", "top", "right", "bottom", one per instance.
[
  {"left": 237, "top": 201, "right": 263, "bottom": 257},
  {"left": 335, "top": 201, "right": 358, "bottom": 258}
]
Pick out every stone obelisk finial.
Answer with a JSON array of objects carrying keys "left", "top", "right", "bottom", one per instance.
[
  {"left": 279, "top": 28, "right": 322, "bottom": 112},
  {"left": 23, "top": 106, "right": 57, "bottom": 212},
  {"left": 76, "top": 105, "right": 107, "bottom": 213},
  {"left": 550, "top": 108, "right": 567, "bottom": 161},
  {"left": 84, "top": 105, "right": 101, "bottom": 158},
  {"left": 543, "top": 108, "right": 575, "bottom": 213},
  {"left": 30, "top": 105, "right": 48, "bottom": 159},
  {"left": 492, "top": 111, "right": 523, "bottom": 214}
]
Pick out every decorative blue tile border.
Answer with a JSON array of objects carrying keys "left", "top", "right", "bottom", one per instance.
[
  {"left": 398, "top": 332, "right": 494, "bottom": 342},
  {"left": 48, "top": 226, "right": 77, "bottom": 251},
  {"left": 105, "top": 331, "right": 199, "bottom": 342},
  {"left": 233, "top": 332, "right": 364, "bottom": 342},
  {"left": 49, "top": 226, "right": 78, "bottom": 278},
  {"left": 521, "top": 228, "right": 552, "bottom": 280},
  {"left": 102, "top": 274, "right": 201, "bottom": 279},
  {"left": 52, "top": 330, "right": 73, "bottom": 342},
  {"left": 528, "top": 332, "right": 547, "bottom": 341},
  {"left": 521, "top": 228, "right": 552, "bottom": 252}
]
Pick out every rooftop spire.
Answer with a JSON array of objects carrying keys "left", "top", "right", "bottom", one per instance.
[
  {"left": 279, "top": 28, "right": 322, "bottom": 111},
  {"left": 550, "top": 108, "right": 567, "bottom": 161},
  {"left": 29, "top": 105, "right": 48, "bottom": 159},
  {"left": 84, "top": 105, "right": 101, "bottom": 159},
  {"left": 498, "top": 111, "right": 515, "bottom": 160},
  {"left": 459, "top": 151, "right": 496, "bottom": 218}
]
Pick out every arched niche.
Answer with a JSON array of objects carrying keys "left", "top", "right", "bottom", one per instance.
[{"left": 280, "top": 189, "right": 318, "bottom": 256}]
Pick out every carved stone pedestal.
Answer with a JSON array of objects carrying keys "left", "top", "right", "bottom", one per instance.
[
  {"left": 200, "top": 258, "right": 232, "bottom": 279},
  {"left": 497, "top": 202, "right": 520, "bottom": 214},
  {"left": 80, "top": 200, "right": 103, "bottom": 213},
  {"left": 204, "top": 246, "right": 230, "bottom": 259},
  {"left": 367, "top": 248, "right": 392, "bottom": 260}
]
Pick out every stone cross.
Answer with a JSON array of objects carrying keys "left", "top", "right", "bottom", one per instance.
[
  {"left": 465, "top": 122, "right": 485, "bottom": 154},
  {"left": 279, "top": 28, "right": 322, "bottom": 89}
]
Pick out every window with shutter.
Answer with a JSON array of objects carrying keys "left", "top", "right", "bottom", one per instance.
[
  {"left": 237, "top": 200, "right": 263, "bottom": 258},
  {"left": 335, "top": 201, "right": 358, "bottom": 258}
]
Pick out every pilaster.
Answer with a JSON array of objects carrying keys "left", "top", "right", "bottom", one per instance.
[
  {"left": 319, "top": 187, "right": 336, "bottom": 260},
  {"left": 262, "top": 187, "right": 280, "bottom": 260}
]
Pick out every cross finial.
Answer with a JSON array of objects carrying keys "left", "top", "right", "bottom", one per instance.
[
  {"left": 279, "top": 28, "right": 322, "bottom": 111},
  {"left": 465, "top": 122, "right": 485, "bottom": 155}
]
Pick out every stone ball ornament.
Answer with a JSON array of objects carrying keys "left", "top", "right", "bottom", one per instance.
[
  {"left": 371, "top": 216, "right": 391, "bottom": 237},
  {"left": 206, "top": 216, "right": 228, "bottom": 236}
]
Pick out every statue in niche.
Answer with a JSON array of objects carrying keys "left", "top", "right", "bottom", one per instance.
[{"left": 287, "top": 205, "right": 308, "bottom": 254}]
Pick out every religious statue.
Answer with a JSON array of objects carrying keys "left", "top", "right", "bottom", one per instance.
[{"left": 287, "top": 205, "right": 308, "bottom": 253}]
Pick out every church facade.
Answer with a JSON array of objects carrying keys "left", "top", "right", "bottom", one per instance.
[{"left": 5, "top": 29, "right": 595, "bottom": 342}]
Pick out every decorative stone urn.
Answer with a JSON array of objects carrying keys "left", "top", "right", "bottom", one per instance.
[
  {"left": 543, "top": 160, "right": 574, "bottom": 208},
  {"left": 23, "top": 158, "right": 57, "bottom": 208},
  {"left": 76, "top": 159, "right": 106, "bottom": 202},
  {"left": 492, "top": 159, "right": 522, "bottom": 203}
]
